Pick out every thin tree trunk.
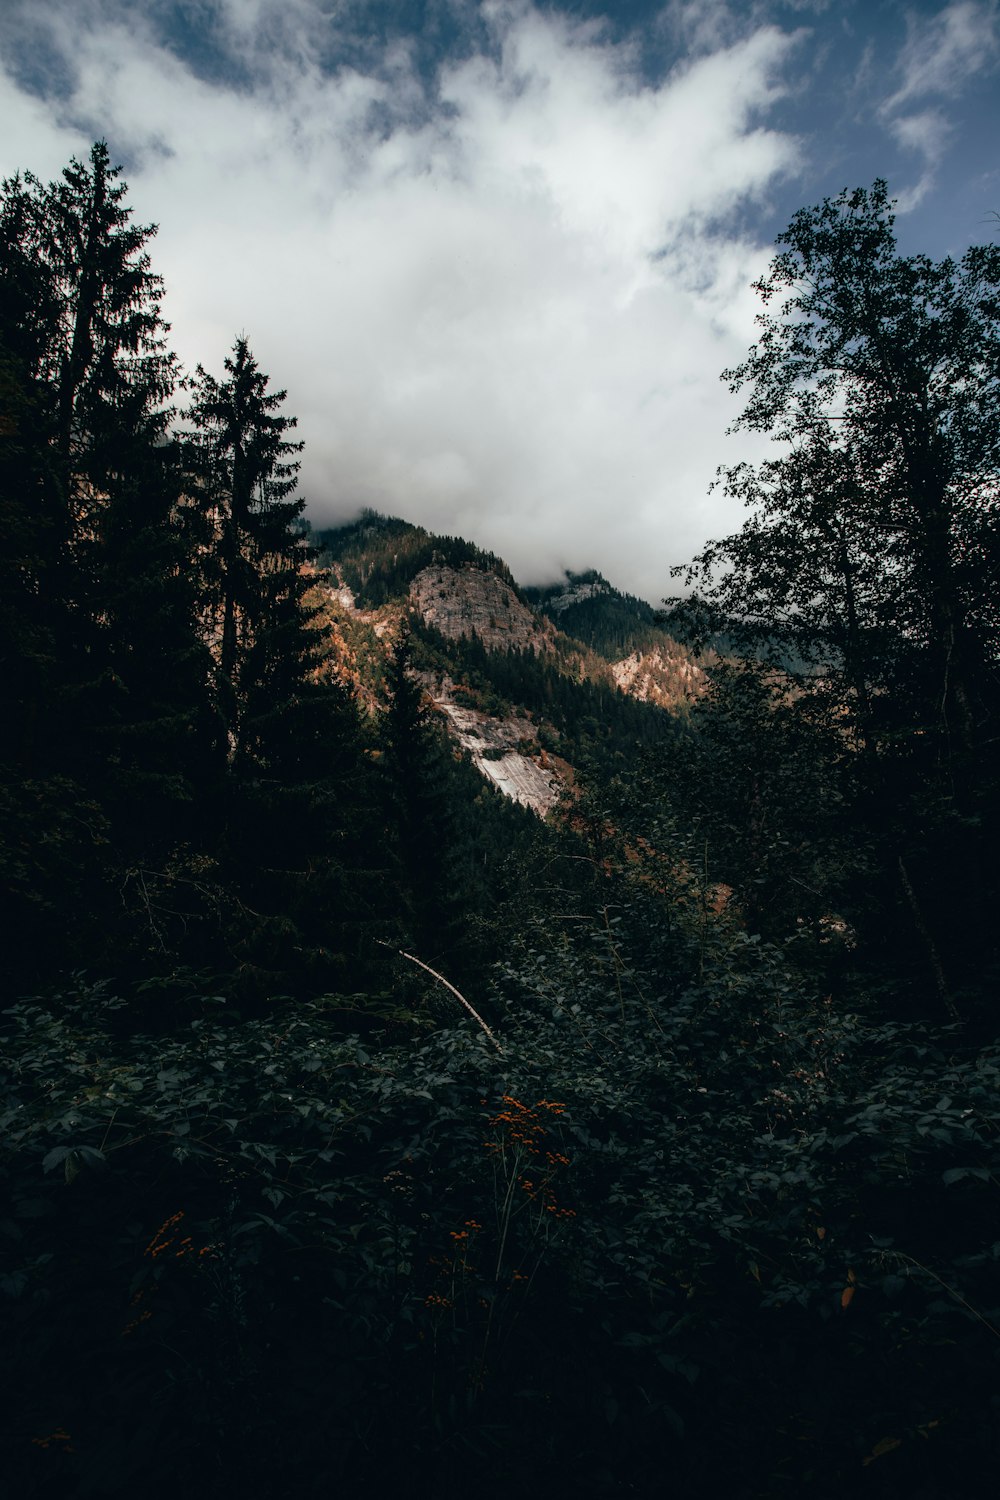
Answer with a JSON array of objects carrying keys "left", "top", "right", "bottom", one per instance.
[{"left": 897, "top": 855, "right": 962, "bottom": 1027}]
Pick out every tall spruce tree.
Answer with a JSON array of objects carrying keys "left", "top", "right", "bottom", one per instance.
[
  {"left": 186, "top": 340, "right": 379, "bottom": 999},
  {"left": 0, "top": 145, "right": 212, "bottom": 983},
  {"left": 186, "top": 337, "right": 310, "bottom": 766},
  {"left": 7, "top": 145, "right": 210, "bottom": 832},
  {"left": 0, "top": 172, "right": 61, "bottom": 774}
]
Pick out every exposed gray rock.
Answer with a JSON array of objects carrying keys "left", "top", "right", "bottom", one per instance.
[
  {"left": 543, "top": 577, "right": 611, "bottom": 612},
  {"left": 411, "top": 564, "right": 553, "bottom": 654},
  {"left": 425, "top": 675, "right": 564, "bottom": 817},
  {"left": 610, "top": 645, "right": 705, "bottom": 709}
]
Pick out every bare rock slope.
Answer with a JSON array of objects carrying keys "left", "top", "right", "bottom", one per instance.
[
  {"left": 611, "top": 645, "right": 706, "bottom": 710},
  {"left": 410, "top": 564, "right": 553, "bottom": 654},
  {"left": 425, "top": 676, "right": 565, "bottom": 817}
]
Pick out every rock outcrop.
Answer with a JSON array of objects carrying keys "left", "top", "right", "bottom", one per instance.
[
  {"left": 541, "top": 576, "right": 613, "bottom": 613},
  {"left": 410, "top": 564, "right": 553, "bottom": 654},
  {"left": 425, "top": 676, "right": 564, "bottom": 817},
  {"left": 610, "top": 645, "right": 706, "bottom": 710}
]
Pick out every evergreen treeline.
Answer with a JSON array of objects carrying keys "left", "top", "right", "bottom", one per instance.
[
  {"left": 316, "top": 510, "right": 524, "bottom": 609},
  {"left": 3, "top": 154, "right": 1000, "bottom": 1499},
  {"left": 0, "top": 145, "right": 537, "bottom": 1006},
  {"left": 525, "top": 568, "right": 669, "bottom": 659},
  {"left": 0, "top": 144, "right": 366, "bottom": 1001},
  {"left": 414, "top": 623, "right": 681, "bottom": 773}
]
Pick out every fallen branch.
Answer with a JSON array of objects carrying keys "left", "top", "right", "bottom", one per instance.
[{"left": 395, "top": 948, "right": 504, "bottom": 1055}]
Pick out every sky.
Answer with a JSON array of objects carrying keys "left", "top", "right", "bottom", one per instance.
[{"left": 0, "top": 0, "right": 998, "bottom": 602}]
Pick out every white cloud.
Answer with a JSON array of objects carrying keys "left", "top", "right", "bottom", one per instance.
[
  {"left": 879, "top": 1, "right": 999, "bottom": 211},
  {"left": 885, "top": 107, "right": 953, "bottom": 209},
  {"left": 884, "top": 0, "right": 999, "bottom": 114},
  {"left": 0, "top": 0, "right": 801, "bottom": 600}
]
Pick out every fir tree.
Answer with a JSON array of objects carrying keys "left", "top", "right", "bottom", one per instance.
[
  {"left": 9, "top": 145, "right": 209, "bottom": 838},
  {"left": 0, "top": 171, "right": 61, "bottom": 775},
  {"left": 186, "top": 339, "right": 382, "bottom": 998},
  {"left": 0, "top": 144, "right": 212, "bottom": 982},
  {"left": 186, "top": 337, "right": 309, "bottom": 766}
]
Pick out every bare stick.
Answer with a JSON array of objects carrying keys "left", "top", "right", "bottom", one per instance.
[{"left": 397, "top": 949, "right": 504, "bottom": 1055}]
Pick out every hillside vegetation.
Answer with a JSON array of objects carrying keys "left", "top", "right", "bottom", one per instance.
[{"left": 2, "top": 150, "right": 1000, "bottom": 1498}]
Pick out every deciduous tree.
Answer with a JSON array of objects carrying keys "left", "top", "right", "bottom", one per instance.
[{"left": 664, "top": 183, "right": 1000, "bottom": 1018}]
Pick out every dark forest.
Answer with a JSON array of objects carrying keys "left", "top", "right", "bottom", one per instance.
[{"left": 2, "top": 145, "right": 1000, "bottom": 1498}]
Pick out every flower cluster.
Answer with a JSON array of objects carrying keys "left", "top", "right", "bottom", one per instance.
[
  {"left": 31, "top": 1428, "right": 73, "bottom": 1453},
  {"left": 145, "top": 1210, "right": 186, "bottom": 1259},
  {"left": 487, "top": 1095, "right": 576, "bottom": 1220},
  {"left": 485, "top": 1095, "right": 566, "bottom": 1155},
  {"left": 449, "top": 1218, "right": 483, "bottom": 1243},
  {"left": 145, "top": 1209, "right": 218, "bottom": 1263}
]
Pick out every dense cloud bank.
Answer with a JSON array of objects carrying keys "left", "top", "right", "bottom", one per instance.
[{"left": 1, "top": 0, "right": 997, "bottom": 598}]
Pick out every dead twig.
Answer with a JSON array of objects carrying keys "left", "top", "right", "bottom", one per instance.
[{"left": 394, "top": 948, "right": 504, "bottom": 1055}]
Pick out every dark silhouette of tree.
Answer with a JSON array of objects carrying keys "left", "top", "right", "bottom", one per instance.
[
  {"left": 671, "top": 182, "right": 1000, "bottom": 765},
  {"left": 664, "top": 182, "right": 1000, "bottom": 1021},
  {"left": 184, "top": 339, "right": 384, "bottom": 1000},
  {"left": 0, "top": 170, "right": 62, "bottom": 776},
  {"left": 0, "top": 144, "right": 212, "bottom": 984},
  {"left": 186, "top": 337, "right": 308, "bottom": 768}
]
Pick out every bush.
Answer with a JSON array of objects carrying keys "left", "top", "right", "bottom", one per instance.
[{"left": 4, "top": 926, "right": 1000, "bottom": 1496}]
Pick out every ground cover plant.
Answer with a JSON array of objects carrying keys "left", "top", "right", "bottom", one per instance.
[{"left": 4, "top": 883, "right": 1000, "bottom": 1496}]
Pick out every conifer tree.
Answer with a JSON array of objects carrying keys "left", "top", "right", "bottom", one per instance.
[
  {"left": 186, "top": 337, "right": 312, "bottom": 765},
  {"left": 1, "top": 145, "right": 212, "bottom": 980},
  {"left": 0, "top": 172, "right": 61, "bottom": 775},
  {"left": 4, "top": 145, "right": 210, "bottom": 836},
  {"left": 186, "top": 339, "right": 381, "bottom": 997}
]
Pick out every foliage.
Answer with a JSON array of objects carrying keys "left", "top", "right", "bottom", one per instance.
[
  {"left": 663, "top": 181, "right": 1000, "bottom": 1024},
  {"left": 668, "top": 182, "right": 1000, "bottom": 720},
  {"left": 5, "top": 145, "right": 1000, "bottom": 1499},
  {"left": 628, "top": 658, "right": 856, "bottom": 943},
  {"left": 5, "top": 900, "right": 1000, "bottom": 1496}
]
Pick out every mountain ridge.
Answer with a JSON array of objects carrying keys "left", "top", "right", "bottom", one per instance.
[{"left": 310, "top": 510, "right": 704, "bottom": 814}]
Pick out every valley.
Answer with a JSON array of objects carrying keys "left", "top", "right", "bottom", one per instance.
[{"left": 3, "top": 143, "right": 999, "bottom": 1500}]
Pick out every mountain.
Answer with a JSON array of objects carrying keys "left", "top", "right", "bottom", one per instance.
[
  {"left": 525, "top": 567, "right": 714, "bottom": 711},
  {"left": 311, "top": 512, "right": 703, "bottom": 813},
  {"left": 524, "top": 567, "right": 660, "bottom": 658}
]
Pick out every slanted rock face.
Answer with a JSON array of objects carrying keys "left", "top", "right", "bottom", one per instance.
[
  {"left": 410, "top": 564, "right": 553, "bottom": 654},
  {"left": 610, "top": 645, "right": 706, "bottom": 710},
  {"left": 542, "top": 577, "right": 612, "bottom": 612},
  {"left": 425, "top": 675, "right": 565, "bottom": 817}
]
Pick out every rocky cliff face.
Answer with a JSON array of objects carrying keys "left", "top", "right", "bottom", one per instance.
[
  {"left": 424, "top": 675, "right": 565, "bottom": 817},
  {"left": 410, "top": 564, "right": 553, "bottom": 654},
  {"left": 610, "top": 645, "right": 706, "bottom": 710},
  {"left": 313, "top": 530, "right": 687, "bottom": 817},
  {"left": 541, "top": 576, "right": 613, "bottom": 613}
]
